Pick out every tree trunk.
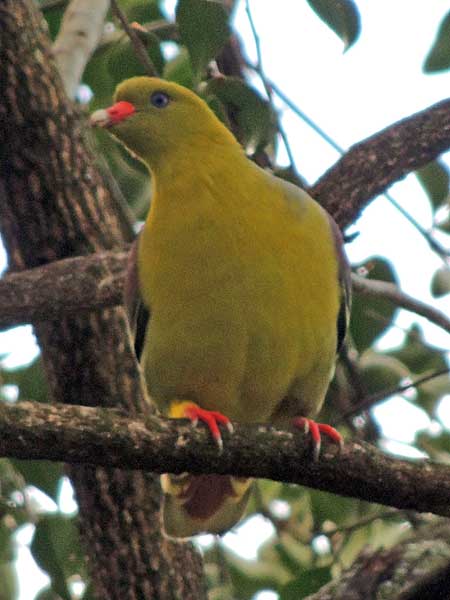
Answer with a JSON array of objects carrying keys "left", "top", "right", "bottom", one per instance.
[{"left": 0, "top": 1, "right": 206, "bottom": 598}]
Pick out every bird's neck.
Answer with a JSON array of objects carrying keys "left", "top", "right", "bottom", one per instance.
[{"left": 145, "top": 140, "right": 247, "bottom": 216}]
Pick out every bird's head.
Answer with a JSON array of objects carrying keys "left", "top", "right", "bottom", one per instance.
[{"left": 90, "top": 77, "right": 238, "bottom": 171}]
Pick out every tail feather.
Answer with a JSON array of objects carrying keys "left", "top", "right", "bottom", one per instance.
[{"left": 161, "top": 473, "right": 252, "bottom": 538}]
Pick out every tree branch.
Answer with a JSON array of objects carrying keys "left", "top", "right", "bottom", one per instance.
[
  {"left": 2, "top": 399, "right": 450, "bottom": 519},
  {"left": 352, "top": 273, "right": 450, "bottom": 335},
  {"left": 52, "top": 0, "right": 110, "bottom": 99},
  {"left": 309, "top": 98, "right": 450, "bottom": 229},
  {"left": 0, "top": 251, "right": 127, "bottom": 329},
  {"left": 3, "top": 253, "right": 450, "bottom": 341},
  {"left": 307, "top": 519, "right": 450, "bottom": 600},
  {"left": 110, "top": 0, "right": 157, "bottom": 76}
]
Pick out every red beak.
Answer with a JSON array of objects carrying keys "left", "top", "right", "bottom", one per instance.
[
  {"left": 106, "top": 101, "right": 136, "bottom": 124},
  {"left": 90, "top": 101, "right": 136, "bottom": 128}
]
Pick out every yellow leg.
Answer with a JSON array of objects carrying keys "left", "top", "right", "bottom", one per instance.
[{"left": 168, "top": 400, "right": 199, "bottom": 419}]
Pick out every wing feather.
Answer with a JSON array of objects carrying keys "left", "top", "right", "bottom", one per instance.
[{"left": 124, "top": 237, "right": 150, "bottom": 360}]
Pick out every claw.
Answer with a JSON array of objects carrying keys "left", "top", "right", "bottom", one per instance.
[
  {"left": 293, "top": 417, "right": 343, "bottom": 461},
  {"left": 179, "top": 403, "right": 232, "bottom": 452}
]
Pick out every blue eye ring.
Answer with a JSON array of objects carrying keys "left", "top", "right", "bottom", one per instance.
[{"left": 150, "top": 91, "right": 170, "bottom": 109}]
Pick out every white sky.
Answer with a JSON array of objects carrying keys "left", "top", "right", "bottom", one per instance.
[{"left": 1, "top": 1, "right": 449, "bottom": 598}]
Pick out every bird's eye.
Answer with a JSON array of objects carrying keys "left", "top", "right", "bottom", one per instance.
[{"left": 150, "top": 91, "right": 170, "bottom": 109}]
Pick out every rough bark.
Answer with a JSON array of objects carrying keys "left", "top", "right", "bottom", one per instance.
[
  {"left": 0, "top": 2, "right": 205, "bottom": 598},
  {"left": 2, "top": 401, "right": 450, "bottom": 519},
  {"left": 0, "top": 251, "right": 127, "bottom": 328},
  {"left": 213, "top": 12, "right": 450, "bottom": 226},
  {"left": 309, "top": 99, "right": 450, "bottom": 228},
  {"left": 4, "top": 252, "right": 450, "bottom": 343},
  {"left": 306, "top": 520, "right": 450, "bottom": 600}
]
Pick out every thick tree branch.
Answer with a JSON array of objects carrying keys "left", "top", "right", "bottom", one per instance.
[
  {"left": 2, "top": 400, "right": 450, "bottom": 519},
  {"left": 0, "top": 251, "right": 127, "bottom": 329},
  {"left": 309, "top": 98, "right": 450, "bottom": 229},
  {"left": 4, "top": 253, "right": 450, "bottom": 339}
]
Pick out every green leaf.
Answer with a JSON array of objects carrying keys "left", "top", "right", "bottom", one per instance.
[
  {"left": 389, "top": 325, "right": 447, "bottom": 376},
  {"left": 309, "top": 489, "right": 360, "bottom": 529},
  {"left": 350, "top": 257, "right": 399, "bottom": 352},
  {"left": 12, "top": 460, "right": 62, "bottom": 503},
  {"left": 106, "top": 36, "right": 164, "bottom": 82},
  {"left": 431, "top": 266, "right": 450, "bottom": 297},
  {"left": 84, "top": 44, "right": 117, "bottom": 111},
  {"left": 205, "top": 77, "right": 276, "bottom": 152},
  {"left": 176, "top": 0, "right": 230, "bottom": 78},
  {"left": 423, "top": 11, "right": 450, "bottom": 73},
  {"left": 281, "top": 567, "right": 331, "bottom": 599},
  {"left": 163, "top": 48, "right": 195, "bottom": 88},
  {"left": 31, "top": 514, "right": 86, "bottom": 600},
  {"left": 2, "top": 358, "right": 48, "bottom": 404},
  {"left": 223, "top": 548, "right": 287, "bottom": 599},
  {"left": 39, "top": 2, "right": 64, "bottom": 40},
  {"left": 118, "top": 0, "right": 164, "bottom": 23},
  {"left": 359, "top": 351, "right": 410, "bottom": 397},
  {"left": 416, "top": 160, "right": 450, "bottom": 211},
  {"left": 306, "top": 0, "right": 361, "bottom": 50}
]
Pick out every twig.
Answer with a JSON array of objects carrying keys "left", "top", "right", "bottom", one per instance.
[
  {"left": 338, "top": 366, "right": 450, "bottom": 421},
  {"left": 245, "top": 0, "right": 297, "bottom": 171},
  {"left": 265, "top": 75, "right": 345, "bottom": 155},
  {"left": 110, "top": 0, "right": 156, "bottom": 76},
  {"left": 321, "top": 509, "right": 402, "bottom": 538},
  {"left": 259, "top": 71, "right": 450, "bottom": 260},
  {"left": 384, "top": 192, "right": 450, "bottom": 262},
  {"left": 352, "top": 273, "right": 450, "bottom": 334}
]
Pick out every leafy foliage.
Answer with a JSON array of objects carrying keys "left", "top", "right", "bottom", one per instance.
[
  {"left": 423, "top": 11, "right": 450, "bottom": 73},
  {"left": 350, "top": 257, "right": 399, "bottom": 352},
  {"left": 306, "top": 0, "right": 361, "bottom": 50},
  {"left": 2, "top": 1, "right": 450, "bottom": 599},
  {"left": 32, "top": 515, "right": 86, "bottom": 600},
  {"left": 176, "top": 0, "right": 230, "bottom": 80},
  {"left": 205, "top": 77, "right": 277, "bottom": 152}
]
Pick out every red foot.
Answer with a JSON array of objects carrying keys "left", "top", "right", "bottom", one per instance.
[
  {"left": 184, "top": 405, "right": 233, "bottom": 452},
  {"left": 293, "top": 417, "right": 343, "bottom": 461}
]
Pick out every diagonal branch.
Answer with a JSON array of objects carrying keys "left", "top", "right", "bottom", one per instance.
[
  {"left": 352, "top": 273, "right": 450, "bottom": 334},
  {"left": 309, "top": 98, "right": 450, "bottom": 229},
  {"left": 3, "top": 252, "right": 450, "bottom": 339},
  {"left": 2, "top": 399, "right": 450, "bottom": 519},
  {"left": 110, "top": 0, "right": 157, "bottom": 76}
]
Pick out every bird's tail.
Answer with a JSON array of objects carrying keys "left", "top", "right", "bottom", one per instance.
[{"left": 161, "top": 473, "right": 253, "bottom": 538}]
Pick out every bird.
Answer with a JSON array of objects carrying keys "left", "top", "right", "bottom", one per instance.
[{"left": 90, "top": 76, "right": 351, "bottom": 538}]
